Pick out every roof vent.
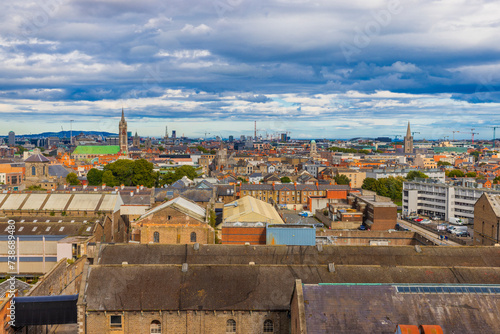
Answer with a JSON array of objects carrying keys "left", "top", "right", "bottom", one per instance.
[
  {"left": 244, "top": 242, "right": 250, "bottom": 245},
  {"left": 249, "top": 262, "right": 255, "bottom": 265},
  {"left": 415, "top": 245, "right": 422, "bottom": 253},
  {"left": 182, "top": 263, "right": 188, "bottom": 272},
  {"left": 122, "top": 261, "right": 128, "bottom": 266},
  {"left": 328, "top": 263, "right": 335, "bottom": 273},
  {"left": 193, "top": 243, "right": 200, "bottom": 251},
  {"left": 317, "top": 244, "right": 323, "bottom": 252}
]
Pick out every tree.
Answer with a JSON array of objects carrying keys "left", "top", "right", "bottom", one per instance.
[
  {"left": 362, "top": 178, "right": 379, "bottom": 192},
  {"left": 446, "top": 169, "right": 465, "bottom": 177},
  {"left": 104, "top": 160, "right": 135, "bottom": 185},
  {"left": 334, "top": 174, "right": 350, "bottom": 185},
  {"left": 158, "top": 165, "right": 199, "bottom": 187},
  {"left": 87, "top": 169, "right": 103, "bottom": 185},
  {"left": 466, "top": 172, "right": 477, "bottom": 177},
  {"left": 406, "top": 171, "right": 429, "bottom": 180},
  {"left": 280, "top": 176, "right": 291, "bottom": 183},
  {"left": 475, "top": 174, "right": 486, "bottom": 180},
  {"left": 470, "top": 151, "right": 481, "bottom": 162},
  {"left": 101, "top": 170, "right": 116, "bottom": 186},
  {"left": 494, "top": 176, "right": 500, "bottom": 184},
  {"left": 437, "top": 161, "right": 452, "bottom": 166},
  {"left": 66, "top": 173, "right": 80, "bottom": 185},
  {"left": 132, "top": 159, "right": 156, "bottom": 187}
]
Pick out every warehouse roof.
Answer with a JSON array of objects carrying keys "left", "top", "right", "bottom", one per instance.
[
  {"left": 84, "top": 264, "right": 500, "bottom": 312},
  {"left": 72, "top": 145, "right": 120, "bottom": 155},
  {"left": 302, "top": 283, "right": 500, "bottom": 333},
  {"left": 223, "top": 196, "right": 284, "bottom": 225}
]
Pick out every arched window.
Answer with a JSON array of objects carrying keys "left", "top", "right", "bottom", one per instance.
[
  {"left": 226, "top": 319, "right": 236, "bottom": 333},
  {"left": 264, "top": 319, "right": 273, "bottom": 332},
  {"left": 153, "top": 232, "right": 160, "bottom": 243},
  {"left": 150, "top": 320, "right": 161, "bottom": 334},
  {"left": 32, "top": 166, "right": 36, "bottom": 176},
  {"left": 190, "top": 232, "right": 197, "bottom": 243},
  {"left": 42, "top": 166, "right": 46, "bottom": 175}
]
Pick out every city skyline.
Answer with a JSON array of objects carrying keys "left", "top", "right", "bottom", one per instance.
[{"left": 1, "top": 0, "right": 499, "bottom": 138}]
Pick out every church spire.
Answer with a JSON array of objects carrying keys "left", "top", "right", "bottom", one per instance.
[
  {"left": 406, "top": 121, "right": 411, "bottom": 137},
  {"left": 121, "top": 108, "right": 125, "bottom": 122}
]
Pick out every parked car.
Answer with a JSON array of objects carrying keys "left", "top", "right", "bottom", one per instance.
[
  {"left": 437, "top": 223, "right": 449, "bottom": 231},
  {"left": 414, "top": 218, "right": 423, "bottom": 222},
  {"left": 456, "top": 231, "right": 470, "bottom": 237},
  {"left": 420, "top": 219, "right": 432, "bottom": 224},
  {"left": 358, "top": 225, "right": 366, "bottom": 231},
  {"left": 431, "top": 216, "right": 441, "bottom": 220}
]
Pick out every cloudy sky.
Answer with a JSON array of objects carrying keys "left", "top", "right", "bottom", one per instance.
[{"left": 0, "top": 0, "right": 499, "bottom": 139}]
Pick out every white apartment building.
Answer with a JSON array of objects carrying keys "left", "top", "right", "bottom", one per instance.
[
  {"left": 366, "top": 168, "right": 445, "bottom": 182},
  {"left": 402, "top": 180, "right": 500, "bottom": 223}
]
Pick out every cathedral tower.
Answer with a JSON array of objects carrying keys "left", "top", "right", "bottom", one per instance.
[{"left": 119, "top": 108, "right": 128, "bottom": 155}]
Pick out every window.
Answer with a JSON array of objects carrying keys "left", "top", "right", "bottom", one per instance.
[
  {"left": 190, "top": 232, "right": 197, "bottom": 243},
  {"left": 110, "top": 315, "right": 122, "bottom": 329},
  {"left": 32, "top": 166, "right": 36, "bottom": 176},
  {"left": 150, "top": 320, "right": 161, "bottom": 334},
  {"left": 264, "top": 319, "right": 274, "bottom": 332},
  {"left": 153, "top": 232, "right": 160, "bottom": 243},
  {"left": 226, "top": 319, "right": 236, "bottom": 333}
]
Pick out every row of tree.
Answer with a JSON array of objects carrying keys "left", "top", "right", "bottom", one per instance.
[
  {"left": 86, "top": 160, "right": 198, "bottom": 187},
  {"left": 360, "top": 171, "right": 429, "bottom": 201}
]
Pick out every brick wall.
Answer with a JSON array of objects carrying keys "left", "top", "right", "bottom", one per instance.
[
  {"left": 221, "top": 226, "right": 266, "bottom": 245},
  {"left": 474, "top": 195, "right": 500, "bottom": 245},
  {"left": 85, "top": 310, "right": 289, "bottom": 334}
]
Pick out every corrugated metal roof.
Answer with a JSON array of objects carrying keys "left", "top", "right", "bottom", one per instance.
[
  {"left": 22, "top": 194, "right": 49, "bottom": 210},
  {"left": 223, "top": 196, "right": 284, "bottom": 225}
]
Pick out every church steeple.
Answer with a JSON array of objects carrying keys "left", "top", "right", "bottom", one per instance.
[
  {"left": 121, "top": 108, "right": 125, "bottom": 122},
  {"left": 404, "top": 121, "right": 413, "bottom": 154}
]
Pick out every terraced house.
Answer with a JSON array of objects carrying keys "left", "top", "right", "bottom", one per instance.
[{"left": 239, "top": 183, "right": 349, "bottom": 209}]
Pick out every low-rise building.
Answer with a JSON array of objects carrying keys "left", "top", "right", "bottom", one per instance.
[
  {"left": 131, "top": 196, "right": 214, "bottom": 244},
  {"left": 473, "top": 193, "right": 500, "bottom": 245}
]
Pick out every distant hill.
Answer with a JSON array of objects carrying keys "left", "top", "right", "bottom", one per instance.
[{"left": 1, "top": 131, "right": 118, "bottom": 138}]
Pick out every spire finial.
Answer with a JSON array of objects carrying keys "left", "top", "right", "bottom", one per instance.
[{"left": 121, "top": 107, "right": 125, "bottom": 122}]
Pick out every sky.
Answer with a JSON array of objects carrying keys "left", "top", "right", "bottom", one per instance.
[{"left": 0, "top": 0, "right": 499, "bottom": 140}]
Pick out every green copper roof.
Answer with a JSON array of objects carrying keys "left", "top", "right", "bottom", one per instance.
[
  {"left": 72, "top": 145, "right": 120, "bottom": 155},
  {"left": 433, "top": 147, "right": 468, "bottom": 153}
]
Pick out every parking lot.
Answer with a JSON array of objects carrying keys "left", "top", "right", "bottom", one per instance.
[{"left": 401, "top": 216, "right": 474, "bottom": 245}]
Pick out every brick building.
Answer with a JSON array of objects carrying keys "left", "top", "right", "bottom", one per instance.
[
  {"left": 132, "top": 196, "right": 214, "bottom": 244},
  {"left": 239, "top": 183, "right": 349, "bottom": 209},
  {"left": 473, "top": 193, "right": 500, "bottom": 245},
  {"left": 74, "top": 244, "right": 500, "bottom": 334},
  {"left": 349, "top": 190, "right": 397, "bottom": 230}
]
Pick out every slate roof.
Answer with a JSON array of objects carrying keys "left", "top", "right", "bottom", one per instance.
[
  {"left": 48, "top": 165, "right": 72, "bottom": 178},
  {"left": 0, "top": 279, "right": 31, "bottom": 298},
  {"left": 24, "top": 154, "right": 50, "bottom": 163},
  {"left": 138, "top": 196, "right": 205, "bottom": 222},
  {"left": 84, "top": 264, "right": 500, "bottom": 312},
  {"left": 97, "top": 244, "right": 500, "bottom": 268},
  {"left": 302, "top": 283, "right": 500, "bottom": 333}
]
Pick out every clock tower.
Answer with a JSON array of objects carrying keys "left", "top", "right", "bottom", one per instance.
[{"left": 119, "top": 108, "right": 128, "bottom": 155}]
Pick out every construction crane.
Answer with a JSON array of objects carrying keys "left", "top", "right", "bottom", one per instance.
[
  {"left": 470, "top": 128, "right": 479, "bottom": 144},
  {"left": 411, "top": 131, "right": 420, "bottom": 137},
  {"left": 204, "top": 132, "right": 211, "bottom": 141},
  {"left": 452, "top": 131, "right": 460, "bottom": 141},
  {"left": 488, "top": 126, "right": 499, "bottom": 141},
  {"left": 443, "top": 136, "right": 449, "bottom": 141}
]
